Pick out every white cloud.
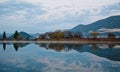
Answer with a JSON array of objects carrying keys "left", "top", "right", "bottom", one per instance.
[
  {"left": 98, "top": 28, "right": 120, "bottom": 33},
  {"left": 35, "top": 52, "right": 120, "bottom": 72},
  {"left": 0, "top": 0, "right": 120, "bottom": 33},
  {"left": 0, "top": 0, "right": 8, "bottom": 3},
  {"left": 30, "top": 0, "right": 120, "bottom": 22}
]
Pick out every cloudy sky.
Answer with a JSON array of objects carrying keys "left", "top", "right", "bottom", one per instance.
[{"left": 0, "top": 0, "right": 120, "bottom": 33}]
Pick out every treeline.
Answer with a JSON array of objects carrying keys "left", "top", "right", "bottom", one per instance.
[
  {"left": 38, "top": 30, "right": 82, "bottom": 40},
  {"left": 0, "top": 30, "right": 118, "bottom": 41},
  {"left": 37, "top": 30, "right": 117, "bottom": 40}
]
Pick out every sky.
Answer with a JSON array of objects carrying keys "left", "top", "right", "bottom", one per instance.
[{"left": 0, "top": 0, "right": 120, "bottom": 33}]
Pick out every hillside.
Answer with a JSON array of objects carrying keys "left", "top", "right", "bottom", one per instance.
[
  {"left": 71, "top": 15, "right": 120, "bottom": 36},
  {"left": 10, "top": 31, "right": 32, "bottom": 39},
  {"left": 19, "top": 31, "right": 32, "bottom": 39}
]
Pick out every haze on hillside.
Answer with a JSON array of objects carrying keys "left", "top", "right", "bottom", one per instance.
[{"left": 0, "top": 0, "right": 120, "bottom": 33}]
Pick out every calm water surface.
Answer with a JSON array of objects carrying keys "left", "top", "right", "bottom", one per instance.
[{"left": 0, "top": 43, "right": 120, "bottom": 72}]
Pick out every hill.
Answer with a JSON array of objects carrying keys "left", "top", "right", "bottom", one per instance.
[
  {"left": 19, "top": 31, "right": 32, "bottom": 39},
  {"left": 10, "top": 31, "right": 32, "bottom": 39},
  {"left": 71, "top": 15, "right": 120, "bottom": 37}
]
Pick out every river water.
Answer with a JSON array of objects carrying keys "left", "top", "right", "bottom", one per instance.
[{"left": 0, "top": 43, "right": 120, "bottom": 72}]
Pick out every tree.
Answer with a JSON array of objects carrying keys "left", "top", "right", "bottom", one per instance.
[
  {"left": 90, "top": 31, "right": 99, "bottom": 38},
  {"left": 74, "top": 31, "right": 82, "bottom": 38},
  {"left": 14, "top": 30, "right": 19, "bottom": 39},
  {"left": 17, "top": 34, "right": 23, "bottom": 40},
  {"left": 108, "top": 33, "right": 116, "bottom": 38},
  {"left": 3, "top": 31, "right": 6, "bottom": 39},
  {"left": 55, "top": 30, "right": 63, "bottom": 40},
  {"left": 13, "top": 43, "right": 19, "bottom": 51},
  {"left": 39, "top": 34, "right": 46, "bottom": 39},
  {"left": 49, "top": 32, "right": 56, "bottom": 39},
  {"left": 63, "top": 30, "right": 73, "bottom": 39}
]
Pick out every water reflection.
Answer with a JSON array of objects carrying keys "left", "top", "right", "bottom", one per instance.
[
  {"left": 0, "top": 43, "right": 120, "bottom": 72},
  {"left": 108, "top": 44, "right": 116, "bottom": 48},
  {"left": 1, "top": 43, "right": 120, "bottom": 61},
  {"left": 36, "top": 43, "right": 120, "bottom": 61},
  {"left": 3, "top": 43, "right": 6, "bottom": 51},
  {"left": 2, "top": 43, "right": 29, "bottom": 51},
  {"left": 37, "top": 43, "right": 118, "bottom": 51}
]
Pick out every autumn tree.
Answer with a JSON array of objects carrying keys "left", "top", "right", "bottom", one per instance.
[
  {"left": 90, "top": 31, "right": 99, "bottom": 38},
  {"left": 55, "top": 30, "right": 63, "bottom": 40}
]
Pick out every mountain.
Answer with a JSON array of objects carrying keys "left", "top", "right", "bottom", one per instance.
[
  {"left": 10, "top": 31, "right": 32, "bottom": 39},
  {"left": 30, "top": 33, "right": 40, "bottom": 38},
  {"left": 71, "top": 15, "right": 120, "bottom": 36},
  {"left": 19, "top": 31, "right": 32, "bottom": 39}
]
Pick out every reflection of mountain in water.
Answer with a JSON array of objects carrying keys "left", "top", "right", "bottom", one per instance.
[
  {"left": 2, "top": 43, "right": 29, "bottom": 51},
  {"left": 13, "top": 43, "right": 29, "bottom": 51},
  {"left": 37, "top": 43, "right": 120, "bottom": 61},
  {"left": 73, "top": 44, "right": 120, "bottom": 61}
]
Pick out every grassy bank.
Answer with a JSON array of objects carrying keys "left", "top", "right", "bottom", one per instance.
[{"left": 0, "top": 38, "right": 120, "bottom": 44}]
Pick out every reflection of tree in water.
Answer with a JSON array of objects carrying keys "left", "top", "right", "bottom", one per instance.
[
  {"left": 13, "top": 43, "right": 29, "bottom": 51},
  {"left": 3, "top": 43, "right": 6, "bottom": 51},
  {"left": 48, "top": 43, "right": 64, "bottom": 52},
  {"left": 38, "top": 43, "right": 120, "bottom": 61},
  {"left": 91, "top": 44, "right": 100, "bottom": 50},
  {"left": 2, "top": 43, "right": 29, "bottom": 51},
  {"left": 38, "top": 43, "right": 83, "bottom": 52},
  {"left": 13, "top": 43, "right": 19, "bottom": 51},
  {"left": 108, "top": 44, "right": 116, "bottom": 48},
  {"left": 39, "top": 43, "right": 46, "bottom": 48}
]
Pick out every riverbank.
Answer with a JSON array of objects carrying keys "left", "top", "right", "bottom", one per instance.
[{"left": 0, "top": 39, "right": 120, "bottom": 44}]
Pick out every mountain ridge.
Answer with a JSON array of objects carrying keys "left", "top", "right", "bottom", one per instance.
[{"left": 71, "top": 15, "right": 120, "bottom": 36}]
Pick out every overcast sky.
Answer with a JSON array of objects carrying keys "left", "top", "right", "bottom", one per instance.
[{"left": 0, "top": 0, "right": 120, "bottom": 33}]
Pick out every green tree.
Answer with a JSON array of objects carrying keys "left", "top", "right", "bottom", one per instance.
[
  {"left": 108, "top": 33, "right": 116, "bottom": 38},
  {"left": 3, "top": 31, "right": 6, "bottom": 39},
  {"left": 14, "top": 30, "right": 19, "bottom": 39}
]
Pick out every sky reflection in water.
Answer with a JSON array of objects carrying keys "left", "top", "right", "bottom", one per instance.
[{"left": 0, "top": 43, "right": 120, "bottom": 72}]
